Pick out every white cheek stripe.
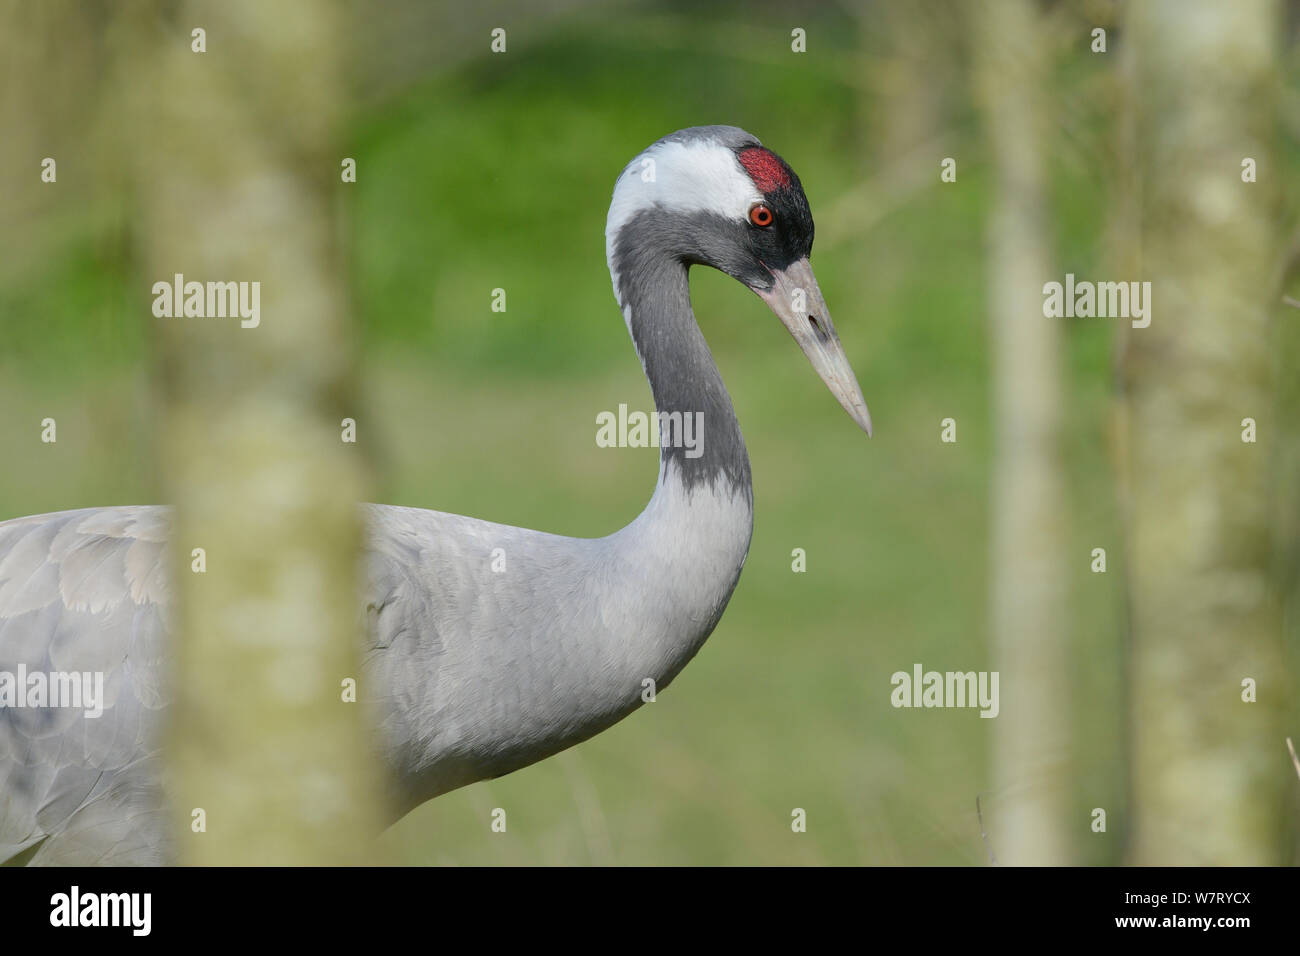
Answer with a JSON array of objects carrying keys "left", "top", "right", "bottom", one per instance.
[{"left": 605, "top": 138, "right": 762, "bottom": 307}]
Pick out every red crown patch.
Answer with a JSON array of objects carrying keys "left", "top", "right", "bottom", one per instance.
[{"left": 737, "top": 147, "right": 791, "bottom": 193}]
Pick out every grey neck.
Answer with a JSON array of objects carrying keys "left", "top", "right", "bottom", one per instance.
[{"left": 612, "top": 223, "right": 752, "bottom": 497}]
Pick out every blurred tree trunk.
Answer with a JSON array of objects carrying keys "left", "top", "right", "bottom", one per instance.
[
  {"left": 1119, "top": 0, "right": 1289, "bottom": 864},
  {"left": 121, "top": 1, "right": 386, "bottom": 863},
  {"left": 974, "top": 0, "right": 1070, "bottom": 865},
  {"left": 861, "top": 0, "right": 961, "bottom": 174}
]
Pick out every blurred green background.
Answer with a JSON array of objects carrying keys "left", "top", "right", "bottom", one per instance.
[{"left": 4, "top": 0, "right": 1297, "bottom": 864}]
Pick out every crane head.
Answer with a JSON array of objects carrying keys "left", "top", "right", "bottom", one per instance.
[{"left": 606, "top": 126, "right": 872, "bottom": 437}]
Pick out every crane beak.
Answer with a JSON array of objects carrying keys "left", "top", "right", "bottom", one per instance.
[{"left": 756, "top": 258, "right": 873, "bottom": 437}]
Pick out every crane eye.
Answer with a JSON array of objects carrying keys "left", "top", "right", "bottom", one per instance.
[{"left": 749, "top": 204, "right": 774, "bottom": 228}]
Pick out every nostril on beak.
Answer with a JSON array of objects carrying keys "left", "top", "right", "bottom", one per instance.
[{"left": 808, "top": 314, "right": 829, "bottom": 342}]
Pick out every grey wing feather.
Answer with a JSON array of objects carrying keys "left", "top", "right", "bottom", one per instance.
[
  {"left": 0, "top": 507, "right": 172, "bottom": 865},
  {"left": 358, "top": 503, "right": 601, "bottom": 809}
]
